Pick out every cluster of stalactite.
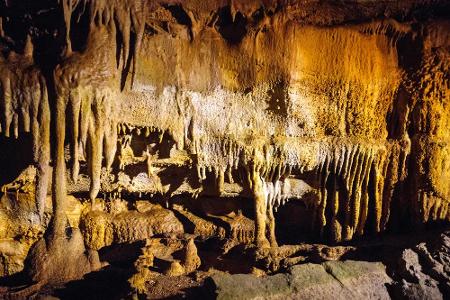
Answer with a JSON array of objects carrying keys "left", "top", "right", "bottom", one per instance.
[
  {"left": 191, "top": 135, "right": 317, "bottom": 194},
  {"left": 180, "top": 133, "right": 411, "bottom": 245},
  {"left": 0, "top": 0, "right": 148, "bottom": 237},
  {"left": 246, "top": 140, "right": 409, "bottom": 245},
  {"left": 230, "top": 142, "right": 296, "bottom": 247},
  {"left": 0, "top": 37, "right": 50, "bottom": 222},
  {"left": 194, "top": 137, "right": 245, "bottom": 194},
  {"left": 54, "top": 29, "right": 118, "bottom": 204},
  {"left": 60, "top": 0, "right": 146, "bottom": 87},
  {"left": 312, "top": 140, "right": 410, "bottom": 242},
  {"left": 50, "top": 0, "right": 149, "bottom": 233}
]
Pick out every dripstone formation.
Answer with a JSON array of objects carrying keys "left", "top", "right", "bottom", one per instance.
[{"left": 0, "top": 1, "right": 449, "bottom": 298}]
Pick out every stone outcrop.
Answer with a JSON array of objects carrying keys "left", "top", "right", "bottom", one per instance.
[
  {"left": 207, "top": 260, "right": 393, "bottom": 300},
  {"left": 390, "top": 230, "right": 450, "bottom": 299},
  {"left": 80, "top": 202, "right": 184, "bottom": 250}
]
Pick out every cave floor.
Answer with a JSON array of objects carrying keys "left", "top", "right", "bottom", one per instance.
[{"left": 0, "top": 226, "right": 449, "bottom": 300}]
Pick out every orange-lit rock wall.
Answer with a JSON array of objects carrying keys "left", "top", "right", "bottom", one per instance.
[{"left": 0, "top": 0, "right": 448, "bottom": 278}]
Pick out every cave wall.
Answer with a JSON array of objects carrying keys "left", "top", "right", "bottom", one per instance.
[{"left": 0, "top": 0, "right": 448, "bottom": 278}]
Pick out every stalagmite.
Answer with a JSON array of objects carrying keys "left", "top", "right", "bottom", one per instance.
[{"left": 250, "top": 167, "right": 270, "bottom": 248}]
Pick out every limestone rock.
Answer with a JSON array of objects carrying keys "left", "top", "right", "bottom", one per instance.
[
  {"left": 25, "top": 229, "right": 101, "bottom": 284},
  {"left": 128, "top": 241, "right": 156, "bottom": 294},
  {"left": 391, "top": 231, "right": 450, "bottom": 299},
  {"left": 173, "top": 207, "right": 225, "bottom": 239},
  {"left": 165, "top": 261, "right": 185, "bottom": 277},
  {"left": 0, "top": 239, "right": 29, "bottom": 277},
  {"left": 80, "top": 210, "right": 114, "bottom": 251},
  {"left": 0, "top": 191, "right": 87, "bottom": 276},
  {"left": 208, "top": 260, "right": 392, "bottom": 300},
  {"left": 182, "top": 239, "right": 201, "bottom": 274},
  {"left": 80, "top": 204, "right": 184, "bottom": 250}
]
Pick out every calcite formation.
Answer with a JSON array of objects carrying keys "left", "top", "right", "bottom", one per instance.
[{"left": 0, "top": 0, "right": 448, "bottom": 296}]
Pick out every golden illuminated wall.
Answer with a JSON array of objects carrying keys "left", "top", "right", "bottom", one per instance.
[{"left": 0, "top": 0, "right": 448, "bottom": 282}]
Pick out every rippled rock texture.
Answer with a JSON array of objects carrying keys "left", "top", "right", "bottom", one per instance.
[{"left": 0, "top": 0, "right": 449, "bottom": 298}]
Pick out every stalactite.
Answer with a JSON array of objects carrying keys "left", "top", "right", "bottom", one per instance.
[
  {"left": 356, "top": 154, "right": 373, "bottom": 236},
  {"left": 318, "top": 155, "right": 330, "bottom": 236},
  {"left": 352, "top": 150, "right": 371, "bottom": 233},
  {"left": 329, "top": 152, "right": 340, "bottom": 243},
  {"left": 374, "top": 151, "right": 387, "bottom": 233},
  {"left": 115, "top": 7, "right": 131, "bottom": 69},
  {"left": 87, "top": 93, "right": 106, "bottom": 203},
  {"left": 69, "top": 89, "right": 81, "bottom": 182},
  {"left": 0, "top": 70, "right": 12, "bottom": 138},
  {"left": 51, "top": 90, "right": 68, "bottom": 238},
  {"left": 79, "top": 92, "right": 92, "bottom": 159},
  {"left": 34, "top": 76, "right": 51, "bottom": 222},
  {"left": 216, "top": 167, "right": 225, "bottom": 194},
  {"left": 342, "top": 145, "right": 359, "bottom": 240},
  {"left": 104, "top": 120, "right": 118, "bottom": 171},
  {"left": 60, "top": 0, "right": 74, "bottom": 54},
  {"left": 52, "top": 0, "right": 150, "bottom": 210}
]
